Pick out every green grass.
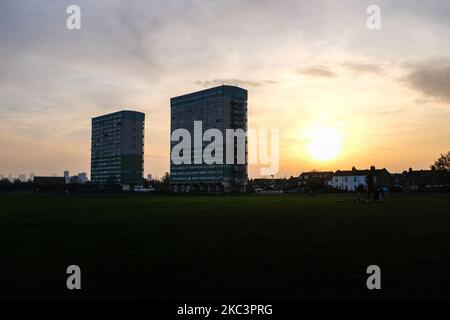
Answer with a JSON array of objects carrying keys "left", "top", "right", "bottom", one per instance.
[{"left": 1, "top": 193, "right": 449, "bottom": 300}]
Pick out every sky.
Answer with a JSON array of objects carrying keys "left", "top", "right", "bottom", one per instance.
[{"left": 0, "top": 0, "right": 449, "bottom": 179}]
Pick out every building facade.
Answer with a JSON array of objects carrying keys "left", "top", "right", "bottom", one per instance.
[
  {"left": 298, "top": 171, "right": 334, "bottom": 187},
  {"left": 91, "top": 110, "right": 145, "bottom": 187},
  {"left": 328, "top": 166, "right": 391, "bottom": 191},
  {"left": 170, "top": 85, "right": 248, "bottom": 193},
  {"left": 392, "top": 168, "right": 450, "bottom": 192}
]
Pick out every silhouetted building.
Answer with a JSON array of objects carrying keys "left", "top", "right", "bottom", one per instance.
[
  {"left": 394, "top": 168, "right": 450, "bottom": 191},
  {"left": 33, "top": 176, "right": 66, "bottom": 185},
  {"left": 91, "top": 110, "right": 145, "bottom": 187},
  {"left": 170, "top": 85, "right": 248, "bottom": 193},
  {"left": 298, "top": 171, "right": 334, "bottom": 187},
  {"left": 77, "top": 172, "right": 88, "bottom": 184},
  {"left": 67, "top": 172, "right": 89, "bottom": 184},
  {"left": 64, "top": 170, "right": 70, "bottom": 183},
  {"left": 33, "top": 176, "right": 66, "bottom": 192},
  {"left": 329, "top": 166, "right": 391, "bottom": 191}
]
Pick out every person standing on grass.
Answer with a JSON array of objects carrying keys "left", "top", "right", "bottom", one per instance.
[
  {"left": 366, "top": 170, "right": 375, "bottom": 202},
  {"left": 378, "top": 186, "right": 384, "bottom": 202},
  {"left": 355, "top": 184, "right": 364, "bottom": 202}
]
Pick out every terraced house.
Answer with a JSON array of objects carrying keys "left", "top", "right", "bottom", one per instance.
[{"left": 328, "top": 166, "right": 391, "bottom": 191}]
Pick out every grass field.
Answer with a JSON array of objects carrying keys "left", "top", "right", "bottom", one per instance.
[{"left": 1, "top": 193, "right": 449, "bottom": 300}]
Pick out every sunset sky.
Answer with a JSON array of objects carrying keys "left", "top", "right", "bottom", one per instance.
[{"left": 1, "top": 0, "right": 449, "bottom": 179}]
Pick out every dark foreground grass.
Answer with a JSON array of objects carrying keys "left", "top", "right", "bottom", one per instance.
[{"left": 1, "top": 193, "right": 449, "bottom": 300}]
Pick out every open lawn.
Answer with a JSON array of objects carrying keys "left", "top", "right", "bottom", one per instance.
[{"left": 1, "top": 193, "right": 449, "bottom": 300}]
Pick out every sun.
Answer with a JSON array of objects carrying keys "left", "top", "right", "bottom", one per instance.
[{"left": 306, "top": 126, "right": 343, "bottom": 161}]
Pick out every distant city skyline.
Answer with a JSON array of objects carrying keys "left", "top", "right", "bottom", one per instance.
[{"left": 1, "top": 1, "right": 449, "bottom": 178}]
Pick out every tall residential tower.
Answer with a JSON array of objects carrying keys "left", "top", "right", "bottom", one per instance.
[
  {"left": 91, "top": 110, "right": 145, "bottom": 187},
  {"left": 170, "top": 85, "right": 248, "bottom": 193}
]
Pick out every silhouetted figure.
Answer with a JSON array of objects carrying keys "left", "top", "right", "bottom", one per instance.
[
  {"left": 355, "top": 184, "right": 364, "bottom": 202},
  {"left": 366, "top": 171, "right": 375, "bottom": 201},
  {"left": 376, "top": 185, "right": 384, "bottom": 202}
]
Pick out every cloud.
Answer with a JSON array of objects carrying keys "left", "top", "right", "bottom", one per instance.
[
  {"left": 195, "top": 79, "right": 277, "bottom": 88},
  {"left": 297, "top": 66, "right": 336, "bottom": 78},
  {"left": 404, "top": 60, "right": 450, "bottom": 102},
  {"left": 1, "top": 0, "right": 450, "bottom": 177},
  {"left": 342, "top": 62, "right": 384, "bottom": 74}
]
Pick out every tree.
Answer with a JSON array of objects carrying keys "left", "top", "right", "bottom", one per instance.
[
  {"left": 432, "top": 151, "right": 450, "bottom": 171},
  {"left": 0, "top": 178, "right": 12, "bottom": 192},
  {"left": 161, "top": 172, "right": 170, "bottom": 191}
]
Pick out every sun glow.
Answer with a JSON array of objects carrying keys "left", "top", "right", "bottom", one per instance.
[{"left": 306, "top": 125, "right": 343, "bottom": 161}]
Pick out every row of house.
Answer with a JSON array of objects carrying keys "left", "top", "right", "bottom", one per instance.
[
  {"left": 17, "top": 166, "right": 450, "bottom": 194},
  {"left": 392, "top": 168, "right": 450, "bottom": 191},
  {"left": 298, "top": 166, "right": 449, "bottom": 192},
  {"left": 298, "top": 166, "right": 389, "bottom": 191}
]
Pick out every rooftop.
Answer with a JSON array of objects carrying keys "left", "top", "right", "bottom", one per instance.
[
  {"left": 92, "top": 110, "right": 145, "bottom": 122},
  {"left": 334, "top": 168, "right": 389, "bottom": 176},
  {"left": 171, "top": 85, "right": 247, "bottom": 104}
]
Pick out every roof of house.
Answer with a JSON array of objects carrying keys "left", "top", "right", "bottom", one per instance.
[
  {"left": 299, "top": 171, "right": 334, "bottom": 176},
  {"left": 403, "top": 169, "right": 434, "bottom": 175},
  {"left": 334, "top": 168, "right": 390, "bottom": 176},
  {"left": 33, "top": 176, "right": 66, "bottom": 185}
]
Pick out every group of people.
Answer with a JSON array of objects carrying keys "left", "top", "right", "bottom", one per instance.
[
  {"left": 355, "top": 171, "right": 385, "bottom": 202},
  {"left": 355, "top": 184, "right": 384, "bottom": 202}
]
